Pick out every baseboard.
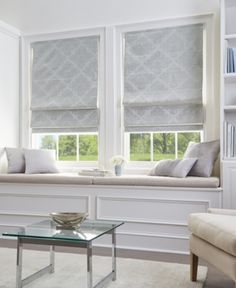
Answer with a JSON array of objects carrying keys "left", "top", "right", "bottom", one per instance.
[{"left": 0, "top": 238, "right": 189, "bottom": 264}]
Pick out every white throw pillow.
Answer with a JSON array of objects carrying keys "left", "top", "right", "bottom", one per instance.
[
  {"left": 5, "top": 147, "right": 25, "bottom": 173},
  {"left": 24, "top": 149, "right": 59, "bottom": 174},
  {"left": 149, "top": 158, "right": 197, "bottom": 178}
]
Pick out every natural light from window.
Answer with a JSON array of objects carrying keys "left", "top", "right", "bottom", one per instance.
[
  {"left": 127, "top": 131, "right": 202, "bottom": 162},
  {"left": 32, "top": 133, "right": 98, "bottom": 162}
]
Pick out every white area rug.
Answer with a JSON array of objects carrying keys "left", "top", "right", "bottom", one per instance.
[{"left": 0, "top": 248, "right": 207, "bottom": 288}]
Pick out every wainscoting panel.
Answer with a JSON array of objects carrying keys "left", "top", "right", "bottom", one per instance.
[
  {"left": 0, "top": 183, "right": 222, "bottom": 254},
  {"left": 93, "top": 232, "right": 188, "bottom": 254},
  {"left": 96, "top": 196, "right": 209, "bottom": 224},
  {"left": 114, "top": 221, "right": 189, "bottom": 238}
]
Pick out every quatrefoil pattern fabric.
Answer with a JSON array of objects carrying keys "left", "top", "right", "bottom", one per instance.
[
  {"left": 123, "top": 24, "right": 204, "bottom": 131},
  {"left": 31, "top": 36, "right": 99, "bottom": 132}
]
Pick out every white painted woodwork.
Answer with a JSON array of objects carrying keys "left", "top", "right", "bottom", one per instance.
[
  {"left": 222, "top": 161, "right": 236, "bottom": 208},
  {"left": 221, "top": 0, "right": 236, "bottom": 208},
  {"left": 0, "top": 183, "right": 222, "bottom": 254}
]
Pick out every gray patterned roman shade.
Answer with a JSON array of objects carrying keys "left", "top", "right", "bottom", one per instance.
[
  {"left": 31, "top": 36, "right": 99, "bottom": 133},
  {"left": 123, "top": 24, "right": 204, "bottom": 132}
]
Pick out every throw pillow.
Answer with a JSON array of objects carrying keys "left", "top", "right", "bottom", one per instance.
[
  {"left": 24, "top": 149, "right": 59, "bottom": 174},
  {"left": 5, "top": 147, "right": 25, "bottom": 173},
  {"left": 184, "top": 140, "right": 220, "bottom": 177},
  {"left": 148, "top": 158, "right": 197, "bottom": 178}
]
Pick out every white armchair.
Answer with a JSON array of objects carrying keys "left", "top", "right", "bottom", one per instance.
[{"left": 188, "top": 208, "right": 236, "bottom": 287}]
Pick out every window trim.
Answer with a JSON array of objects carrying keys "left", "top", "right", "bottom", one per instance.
[
  {"left": 21, "top": 27, "right": 105, "bottom": 169},
  {"left": 124, "top": 130, "right": 203, "bottom": 170},
  {"left": 20, "top": 15, "right": 215, "bottom": 172},
  {"left": 115, "top": 14, "right": 215, "bottom": 171}
]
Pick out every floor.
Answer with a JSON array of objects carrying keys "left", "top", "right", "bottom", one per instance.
[
  {"left": 116, "top": 248, "right": 235, "bottom": 288},
  {"left": 119, "top": 249, "right": 235, "bottom": 288},
  {"left": 0, "top": 239, "right": 234, "bottom": 287},
  {"left": 204, "top": 265, "right": 234, "bottom": 288}
]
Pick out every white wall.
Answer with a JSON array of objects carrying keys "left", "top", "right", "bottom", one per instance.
[{"left": 0, "top": 22, "right": 20, "bottom": 148}]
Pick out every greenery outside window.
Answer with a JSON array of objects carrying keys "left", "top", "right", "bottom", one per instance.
[
  {"left": 32, "top": 133, "right": 98, "bottom": 162},
  {"left": 127, "top": 131, "right": 201, "bottom": 162}
]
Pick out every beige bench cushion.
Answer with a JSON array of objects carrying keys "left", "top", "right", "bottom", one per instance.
[
  {"left": 0, "top": 173, "right": 220, "bottom": 188},
  {"left": 189, "top": 213, "right": 236, "bottom": 256},
  {"left": 93, "top": 175, "right": 219, "bottom": 188},
  {"left": 0, "top": 173, "right": 93, "bottom": 185}
]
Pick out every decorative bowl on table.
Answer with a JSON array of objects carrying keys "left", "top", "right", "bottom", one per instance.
[{"left": 50, "top": 212, "right": 88, "bottom": 228}]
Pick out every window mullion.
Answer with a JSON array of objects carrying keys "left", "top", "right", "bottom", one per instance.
[
  {"left": 175, "top": 132, "right": 178, "bottom": 159},
  {"left": 56, "top": 134, "right": 59, "bottom": 161},
  {"left": 77, "top": 134, "right": 80, "bottom": 162},
  {"left": 150, "top": 133, "right": 154, "bottom": 162}
]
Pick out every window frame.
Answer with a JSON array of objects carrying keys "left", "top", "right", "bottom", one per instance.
[
  {"left": 32, "top": 132, "right": 99, "bottom": 168},
  {"left": 20, "top": 15, "right": 215, "bottom": 173},
  {"left": 21, "top": 27, "right": 105, "bottom": 170},
  {"left": 125, "top": 130, "right": 203, "bottom": 164},
  {"left": 116, "top": 15, "right": 214, "bottom": 172}
]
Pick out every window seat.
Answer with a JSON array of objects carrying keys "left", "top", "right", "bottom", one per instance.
[
  {"left": 0, "top": 173, "right": 220, "bottom": 188},
  {"left": 0, "top": 172, "right": 222, "bottom": 254}
]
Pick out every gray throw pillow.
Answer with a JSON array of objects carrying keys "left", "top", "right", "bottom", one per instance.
[
  {"left": 184, "top": 140, "right": 220, "bottom": 177},
  {"left": 149, "top": 158, "right": 197, "bottom": 178},
  {"left": 5, "top": 147, "right": 25, "bottom": 173},
  {"left": 24, "top": 149, "right": 59, "bottom": 174}
]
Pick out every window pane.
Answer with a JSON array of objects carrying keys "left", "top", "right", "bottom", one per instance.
[
  {"left": 178, "top": 132, "right": 201, "bottom": 159},
  {"left": 130, "top": 133, "right": 151, "bottom": 161},
  {"left": 79, "top": 135, "right": 98, "bottom": 161},
  {"left": 153, "top": 133, "right": 175, "bottom": 161},
  {"left": 37, "top": 134, "right": 57, "bottom": 151},
  {"left": 58, "top": 135, "right": 77, "bottom": 161}
]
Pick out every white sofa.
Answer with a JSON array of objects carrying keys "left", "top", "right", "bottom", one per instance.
[{"left": 0, "top": 172, "right": 222, "bottom": 254}]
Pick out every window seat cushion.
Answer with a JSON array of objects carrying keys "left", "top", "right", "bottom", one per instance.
[
  {"left": 92, "top": 175, "right": 220, "bottom": 188},
  {"left": 0, "top": 173, "right": 220, "bottom": 188},
  {"left": 0, "top": 173, "right": 93, "bottom": 185}
]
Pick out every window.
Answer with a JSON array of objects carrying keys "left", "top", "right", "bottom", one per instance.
[
  {"left": 30, "top": 35, "right": 100, "bottom": 163},
  {"left": 127, "top": 131, "right": 202, "bottom": 161},
  {"left": 32, "top": 133, "right": 98, "bottom": 162},
  {"left": 24, "top": 17, "right": 213, "bottom": 170},
  {"left": 122, "top": 24, "right": 204, "bottom": 161}
]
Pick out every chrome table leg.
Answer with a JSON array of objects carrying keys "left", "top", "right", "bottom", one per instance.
[
  {"left": 112, "top": 230, "right": 116, "bottom": 281},
  {"left": 87, "top": 242, "right": 93, "bottom": 288},
  {"left": 16, "top": 238, "right": 23, "bottom": 288},
  {"left": 50, "top": 245, "right": 55, "bottom": 273}
]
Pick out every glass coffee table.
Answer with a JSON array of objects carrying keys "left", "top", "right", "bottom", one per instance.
[{"left": 3, "top": 219, "right": 124, "bottom": 288}]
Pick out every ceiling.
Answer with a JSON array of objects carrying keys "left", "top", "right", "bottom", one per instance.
[{"left": 0, "top": 0, "right": 219, "bottom": 34}]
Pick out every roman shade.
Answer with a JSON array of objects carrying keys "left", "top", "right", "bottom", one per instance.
[
  {"left": 123, "top": 24, "right": 204, "bottom": 132},
  {"left": 31, "top": 35, "right": 99, "bottom": 133}
]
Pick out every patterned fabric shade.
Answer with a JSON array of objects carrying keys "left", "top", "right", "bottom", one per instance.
[
  {"left": 31, "top": 36, "right": 99, "bottom": 132},
  {"left": 123, "top": 24, "right": 204, "bottom": 132}
]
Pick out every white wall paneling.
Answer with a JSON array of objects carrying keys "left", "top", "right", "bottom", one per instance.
[
  {"left": 222, "top": 161, "right": 236, "bottom": 208},
  {"left": 96, "top": 196, "right": 210, "bottom": 224},
  {"left": 0, "top": 183, "right": 222, "bottom": 254}
]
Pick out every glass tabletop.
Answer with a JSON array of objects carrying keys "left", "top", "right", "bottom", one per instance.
[{"left": 2, "top": 219, "right": 124, "bottom": 243}]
